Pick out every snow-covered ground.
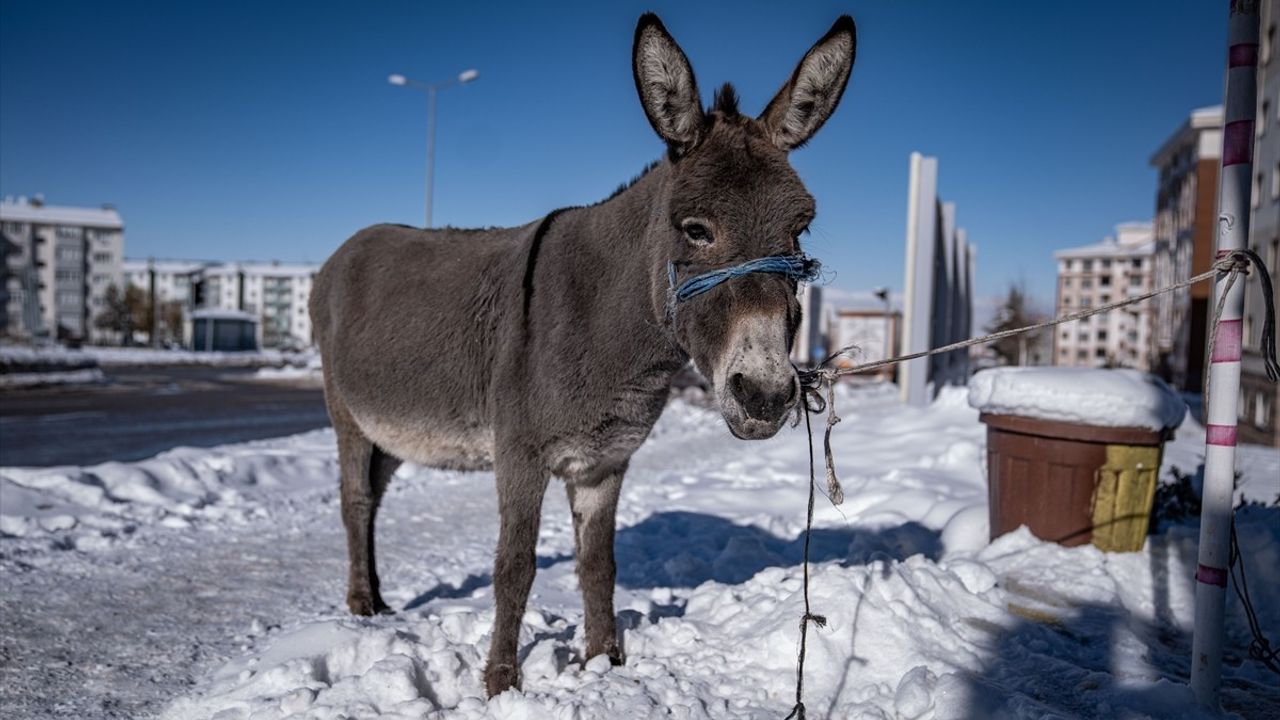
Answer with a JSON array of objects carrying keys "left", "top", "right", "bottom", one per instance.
[
  {"left": 0, "top": 367, "right": 106, "bottom": 389},
  {"left": 0, "top": 344, "right": 314, "bottom": 370},
  {"left": 1, "top": 384, "right": 1277, "bottom": 719}
]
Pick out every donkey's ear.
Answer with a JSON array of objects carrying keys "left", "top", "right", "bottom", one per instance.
[
  {"left": 633, "top": 13, "right": 704, "bottom": 154},
  {"left": 759, "top": 15, "right": 856, "bottom": 151}
]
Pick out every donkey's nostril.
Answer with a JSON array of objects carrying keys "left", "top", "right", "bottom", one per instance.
[
  {"left": 729, "top": 373, "right": 749, "bottom": 404},
  {"left": 728, "top": 371, "right": 792, "bottom": 421}
]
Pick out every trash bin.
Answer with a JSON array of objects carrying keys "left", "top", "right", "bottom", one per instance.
[{"left": 968, "top": 368, "right": 1186, "bottom": 552}]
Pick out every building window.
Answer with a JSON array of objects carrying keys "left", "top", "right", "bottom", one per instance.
[
  {"left": 1081, "top": 297, "right": 1092, "bottom": 308},
  {"left": 1261, "top": 101, "right": 1271, "bottom": 137},
  {"left": 1100, "top": 276, "right": 1111, "bottom": 286},
  {"left": 1131, "top": 258, "right": 1142, "bottom": 269},
  {"left": 1082, "top": 279, "right": 1093, "bottom": 289},
  {"left": 1081, "top": 260, "right": 1093, "bottom": 272},
  {"left": 1130, "top": 275, "right": 1142, "bottom": 287},
  {"left": 92, "top": 251, "right": 112, "bottom": 264},
  {"left": 1095, "top": 347, "right": 1106, "bottom": 358},
  {"left": 1254, "top": 171, "right": 1263, "bottom": 209},
  {"left": 1097, "top": 330, "right": 1108, "bottom": 342},
  {"left": 1258, "top": 392, "right": 1274, "bottom": 428},
  {"left": 1077, "top": 349, "right": 1087, "bottom": 360},
  {"left": 55, "top": 246, "right": 82, "bottom": 262}
]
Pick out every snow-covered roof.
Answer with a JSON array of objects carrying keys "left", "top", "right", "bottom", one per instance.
[
  {"left": 0, "top": 197, "right": 123, "bottom": 228},
  {"left": 203, "top": 261, "right": 320, "bottom": 278},
  {"left": 1150, "top": 105, "right": 1223, "bottom": 167},
  {"left": 122, "top": 259, "right": 209, "bottom": 275},
  {"left": 1054, "top": 221, "right": 1154, "bottom": 260},
  {"left": 191, "top": 308, "right": 257, "bottom": 322}
]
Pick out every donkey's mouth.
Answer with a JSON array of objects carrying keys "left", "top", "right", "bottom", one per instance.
[
  {"left": 723, "top": 414, "right": 789, "bottom": 441},
  {"left": 718, "top": 377, "right": 798, "bottom": 440}
]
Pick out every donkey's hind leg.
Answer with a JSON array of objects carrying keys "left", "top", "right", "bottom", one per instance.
[
  {"left": 366, "top": 447, "right": 401, "bottom": 610},
  {"left": 329, "top": 392, "right": 394, "bottom": 616}
]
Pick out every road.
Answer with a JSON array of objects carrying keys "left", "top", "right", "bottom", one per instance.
[{"left": 0, "top": 366, "right": 330, "bottom": 467}]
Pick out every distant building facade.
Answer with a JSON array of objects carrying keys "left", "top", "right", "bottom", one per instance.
[
  {"left": 1053, "top": 222, "right": 1156, "bottom": 370},
  {"left": 829, "top": 308, "right": 901, "bottom": 381},
  {"left": 124, "top": 259, "right": 320, "bottom": 349},
  {"left": 122, "top": 259, "right": 206, "bottom": 306},
  {"left": 0, "top": 195, "right": 124, "bottom": 343},
  {"left": 791, "top": 284, "right": 828, "bottom": 366},
  {"left": 1150, "top": 106, "right": 1223, "bottom": 392},
  {"left": 1243, "top": 0, "right": 1280, "bottom": 447}
]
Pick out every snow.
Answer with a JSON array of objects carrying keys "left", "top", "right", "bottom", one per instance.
[
  {"left": 0, "top": 344, "right": 314, "bottom": 369},
  {"left": 0, "top": 367, "right": 105, "bottom": 389},
  {"left": 2, "top": 383, "right": 1277, "bottom": 719},
  {"left": 191, "top": 307, "right": 258, "bottom": 322},
  {"left": 0, "top": 196, "right": 122, "bottom": 228},
  {"left": 968, "top": 367, "right": 1188, "bottom": 431}
]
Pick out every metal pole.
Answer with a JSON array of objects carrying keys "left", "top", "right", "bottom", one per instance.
[
  {"left": 425, "top": 86, "right": 438, "bottom": 229},
  {"left": 1190, "top": 0, "right": 1258, "bottom": 709}
]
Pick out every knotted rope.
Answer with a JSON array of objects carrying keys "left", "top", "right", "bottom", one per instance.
[{"left": 782, "top": 249, "right": 1277, "bottom": 718}]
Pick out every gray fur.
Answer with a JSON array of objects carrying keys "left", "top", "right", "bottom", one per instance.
[{"left": 311, "top": 12, "right": 856, "bottom": 697}]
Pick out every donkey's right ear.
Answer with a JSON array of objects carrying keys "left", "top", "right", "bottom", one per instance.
[{"left": 633, "top": 13, "right": 704, "bottom": 155}]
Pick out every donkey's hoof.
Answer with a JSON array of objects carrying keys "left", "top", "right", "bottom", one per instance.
[{"left": 484, "top": 662, "right": 520, "bottom": 697}]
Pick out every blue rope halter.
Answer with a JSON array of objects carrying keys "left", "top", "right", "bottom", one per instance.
[{"left": 666, "top": 254, "right": 822, "bottom": 316}]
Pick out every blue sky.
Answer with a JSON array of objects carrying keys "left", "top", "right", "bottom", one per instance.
[{"left": 1, "top": 1, "right": 1227, "bottom": 316}]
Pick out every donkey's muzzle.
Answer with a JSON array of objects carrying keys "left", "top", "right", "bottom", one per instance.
[{"left": 729, "top": 372, "right": 798, "bottom": 423}]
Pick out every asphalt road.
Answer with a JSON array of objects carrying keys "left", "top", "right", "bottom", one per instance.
[{"left": 0, "top": 366, "right": 331, "bottom": 467}]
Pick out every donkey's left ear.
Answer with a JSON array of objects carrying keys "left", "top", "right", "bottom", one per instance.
[{"left": 759, "top": 15, "right": 856, "bottom": 151}]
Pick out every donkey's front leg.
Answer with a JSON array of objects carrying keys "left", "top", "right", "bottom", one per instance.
[
  {"left": 484, "top": 450, "right": 550, "bottom": 697},
  {"left": 567, "top": 467, "right": 625, "bottom": 665}
]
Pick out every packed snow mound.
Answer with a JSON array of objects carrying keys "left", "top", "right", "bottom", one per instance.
[
  {"left": 968, "top": 367, "right": 1187, "bottom": 431},
  {"left": 0, "top": 343, "right": 315, "bottom": 369},
  {"left": 161, "top": 523, "right": 1278, "bottom": 720},
  {"left": 0, "top": 430, "right": 337, "bottom": 548},
  {"left": 5, "top": 385, "right": 1278, "bottom": 718},
  {"left": 0, "top": 367, "right": 105, "bottom": 388}
]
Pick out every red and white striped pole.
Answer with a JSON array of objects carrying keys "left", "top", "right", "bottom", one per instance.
[{"left": 1190, "top": 0, "right": 1259, "bottom": 709}]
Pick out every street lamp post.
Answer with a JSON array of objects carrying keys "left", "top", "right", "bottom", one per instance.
[{"left": 388, "top": 69, "right": 479, "bottom": 228}]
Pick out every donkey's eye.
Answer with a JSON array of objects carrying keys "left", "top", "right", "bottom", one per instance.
[{"left": 682, "top": 221, "right": 713, "bottom": 245}]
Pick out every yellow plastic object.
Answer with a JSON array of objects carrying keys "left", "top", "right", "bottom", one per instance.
[{"left": 1090, "top": 444, "right": 1162, "bottom": 552}]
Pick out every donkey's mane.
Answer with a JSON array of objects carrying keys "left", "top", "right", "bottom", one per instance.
[
  {"left": 604, "top": 159, "right": 663, "bottom": 202},
  {"left": 712, "top": 82, "right": 740, "bottom": 116}
]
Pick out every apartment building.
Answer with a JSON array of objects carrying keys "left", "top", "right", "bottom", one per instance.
[
  {"left": 1149, "top": 106, "right": 1223, "bottom": 392},
  {"left": 122, "top": 258, "right": 206, "bottom": 305},
  {"left": 1243, "top": 0, "right": 1280, "bottom": 446},
  {"left": 0, "top": 195, "right": 124, "bottom": 343},
  {"left": 123, "top": 259, "right": 319, "bottom": 349},
  {"left": 194, "top": 262, "right": 319, "bottom": 349},
  {"left": 1053, "top": 222, "right": 1156, "bottom": 370}
]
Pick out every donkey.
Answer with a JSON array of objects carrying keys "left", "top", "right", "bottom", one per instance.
[{"left": 311, "top": 12, "right": 856, "bottom": 697}]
